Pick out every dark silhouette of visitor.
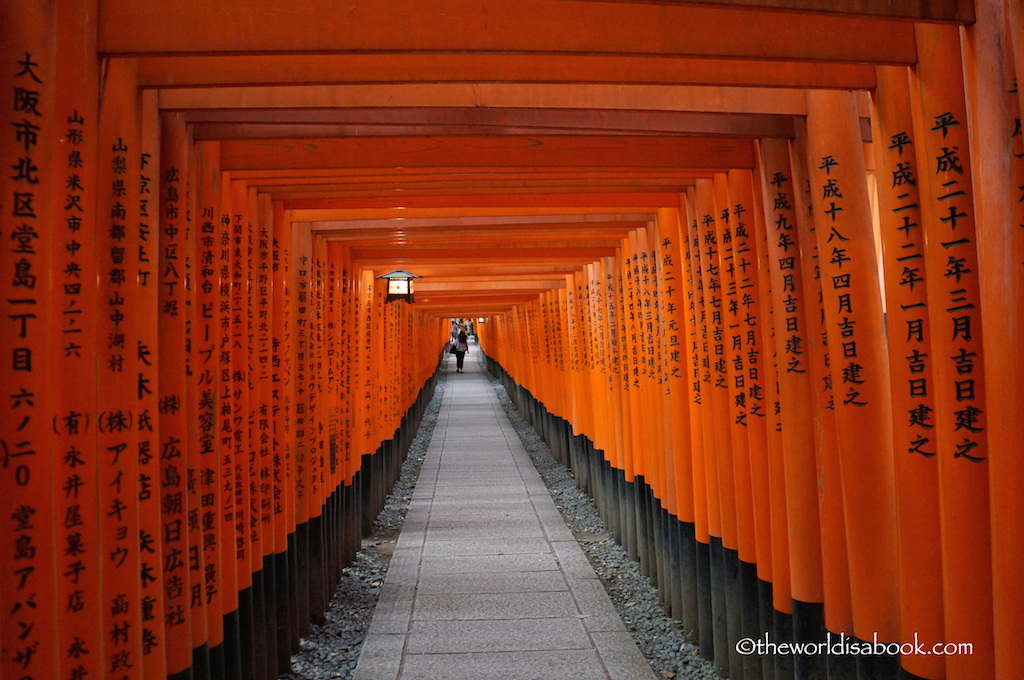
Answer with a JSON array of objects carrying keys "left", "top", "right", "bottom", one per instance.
[{"left": 453, "top": 328, "right": 469, "bottom": 373}]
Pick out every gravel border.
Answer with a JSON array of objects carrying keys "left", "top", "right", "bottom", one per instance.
[
  {"left": 278, "top": 377, "right": 445, "bottom": 680},
  {"left": 280, "top": 370, "right": 721, "bottom": 680}
]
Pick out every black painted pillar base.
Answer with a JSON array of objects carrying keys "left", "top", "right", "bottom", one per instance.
[{"left": 791, "top": 599, "right": 827, "bottom": 680}]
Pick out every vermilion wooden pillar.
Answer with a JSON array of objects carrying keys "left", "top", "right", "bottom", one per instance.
[
  {"left": 194, "top": 141, "right": 227, "bottom": 664},
  {"left": 137, "top": 86, "right": 169, "bottom": 680},
  {"left": 964, "top": 2, "right": 1024, "bottom": 677},
  {"left": 657, "top": 207, "right": 695, "bottom": 527},
  {"left": 692, "top": 179, "right": 729, "bottom": 556},
  {"left": 756, "top": 137, "right": 826, "bottom": 680},
  {"left": 584, "top": 261, "right": 606, "bottom": 460},
  {"left": 254, "top": 191, "right": 277, "bottom": 665},
  {"left": 748, "top": 162, "right": 792, "bottom": 680},
  {"left": 756, "top": 137, "right": 826, "bottom": 610},
  {"left": 54, "top": 2, "right": 105, "bottom": 678},
  {"left": 0, "top": 5, "right": 60, "bottom": 680},
  {"left": 158, "top": 111, "right": 195, "bottom": 677},
  {"left": 613, "top": 244, "right": 638, "bottom": 559},
  {"left": 626, "top": 229, "right": 651, "bottom": 516},
  {"left": 215, "top": 172, "right": 242, "bottom": 675},
  {"left": 693, "top": 178, "right": 734, "bottom": 673},
  {"left": 655, "top": 209, "right": 693, "bottom": 623},
  {"left": 719, "top": 172, "right": 761, "bottom": 570},
  {"left": 309, "top": 234, "right": 328, "bottom": 528},
  {"left": 724, "top": 168, "right": 776, "bottom": 680},
  {"left": 871, "top": 65, "right": 945, "bottom": 680},
  {"left": 913, "top": 22, "right": 995, "bottom": 680},
  {"left": 711, "top": 172, "right": 752, "bottom": 679},
  {"left": 804, "top": 89, "right": 900, "bottom": 651},
  {"left": 787, "top": 122, "right": 854, "bottom": 654},
  {"left": 272, "top": 202, "right": 298, "bottom": 658},
  {"left": 229, "top": 183, "right": 256, "bottom": 673},
  {"left": 682, "top": 187, "right": 713, "bottom": 652},
  {"left": 602, "top": 259, "right": 627, "bottom": 524},
  {"left": 97, "top": 56, "right": 147, "bottom": 680}
]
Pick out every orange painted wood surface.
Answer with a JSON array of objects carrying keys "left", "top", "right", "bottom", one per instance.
[
  {"left": 913, "top": 22, "right": 995, "bottom": 680},
  {"left": 872, "top": 64, "right": 945, "bottom": 678},
  {"left": 2, "top": 4, "right": 1022, "bottom": 680},
  {"left": 0, "top": 6, "right": 61, "bottom": 680},
  {"left": 804, "top": 89, "right": 899, "bottom": 643},
  {"left": 755, "top": 138, "right": 825, "bottom": 606},
  {"left": 965, "top": 2, "right": 1024, "bottom": 677},
  {"left": 98, "top": 0, "right": 919, "bottom": 64}
]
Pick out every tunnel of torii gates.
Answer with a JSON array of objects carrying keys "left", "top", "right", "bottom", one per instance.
[{"left": 2, "top": 1, "right": 1024, "bottom": 680}]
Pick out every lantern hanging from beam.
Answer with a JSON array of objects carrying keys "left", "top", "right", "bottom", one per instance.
[{"left": 377, "top": 269, "right": 421, "bottom": 303}]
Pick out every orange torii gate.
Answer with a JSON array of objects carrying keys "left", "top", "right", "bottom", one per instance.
[{"left": 2, "top": 2, "right": 1022, "bottom": 680}]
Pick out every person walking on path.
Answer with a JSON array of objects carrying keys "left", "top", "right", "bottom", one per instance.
[{"left": 453, "top": 327, "right": 469, "bottom": 372}]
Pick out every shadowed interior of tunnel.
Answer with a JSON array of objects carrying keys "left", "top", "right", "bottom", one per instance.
[{"left": 1, "top": 2, "right": 1020, "bottom": 680}]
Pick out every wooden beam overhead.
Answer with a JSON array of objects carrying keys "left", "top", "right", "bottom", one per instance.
[
  {"left": 351, "top": 246, "right": 618, "bottom": 265},
  {"left": 286, "top": 200, "right": 675, "bottom": 221},
  {"left": 94, "top": 0, "right": 937, "bottom": 320},
  {"left": 583, "top": 0, "right": 973, "bottom": 23},
  {"left": 159, "top": 83, "right": 810, "bottom": 116},
  {"left": 306, "top": 212, "right": 657, "bottom": 232},
  {"left": 218, "top": 135, "right": 755, "bottom": 172},
  {"left": 188, "top": 107, "right": 798, "bottom": 141},
  {"left": 99, "top": 0, "right": 917, "bottom": 64},
  {"left": 138, "top": 53, "right": 876, "bottom": 90}
]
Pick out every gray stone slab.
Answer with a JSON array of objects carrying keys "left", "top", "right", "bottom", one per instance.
[
  {"left": 352, "top": 633, "right": 405, "bottom": 680},
  {"left": 397, "top": 649, "right": 610, "bottom": 680},
  {"left": 430, "top": 486, "right": 528, "bottom": 498},
  {"left": 413, "top": 590, "right": 580, "bottom": 621},
  {"left": 365, "top": 581, "right": 416, "bottom": 635},
  {"left": 424, "top": 520, "right": 544, "bottom": 540},
  {"left": 414, "top": 570, "right": 567, "bottom": 595},
  {"left": 405, "top": 617, "right": 591, "bottom": 653},
  {"left": 426, "top": 500, "right": 537, "bottom": 515},
  {"left": 417, "top": 552, "right": 558, "bottom": 575},
  {"left": 536, "top": 514, "right": 577, "bottom": 543},
  {"left": 434, "top": 472, "right": 523, "bottom": 481},
  {"left": 591, "top": 631, "right": 660, "bottom": 679},
  {"left": 551, "top": 539, "right": 600, "bottom": 578},
  {"left": 566, "top": 577, "right": 628, "bottom": 632},
  {"left": 382, "top": 547, "right": 422, "bottom": 583},
  {"left": 420, "top": 537, "right": 552, "bottom": 557}
]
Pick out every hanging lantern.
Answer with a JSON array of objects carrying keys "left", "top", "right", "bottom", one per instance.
[{"left": 377, "top": 269, "right": 421, "bottom": 303}]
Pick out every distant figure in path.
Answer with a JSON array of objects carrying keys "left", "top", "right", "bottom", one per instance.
[{"left": 453, "top": 327, "right": 469, "bottom": 373}]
